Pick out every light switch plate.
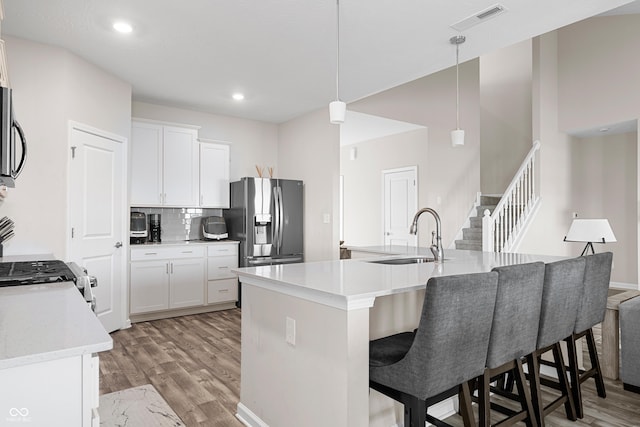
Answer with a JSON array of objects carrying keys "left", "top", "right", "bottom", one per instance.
[{"left": 286, "top": 316, "right": 296, "bottom": 346}]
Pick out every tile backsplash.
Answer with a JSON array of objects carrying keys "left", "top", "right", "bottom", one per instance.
[{"left": 130, "top": 207, "right": 223, "bottom": 242}]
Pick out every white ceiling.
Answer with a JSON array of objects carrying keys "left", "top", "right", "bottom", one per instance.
[{"left": 2, "top": 0, "right": 639, "bottom": 124}]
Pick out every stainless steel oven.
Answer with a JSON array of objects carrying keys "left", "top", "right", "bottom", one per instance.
[{"left": 0, "top": 260, "right": 97, "bottom": 311}]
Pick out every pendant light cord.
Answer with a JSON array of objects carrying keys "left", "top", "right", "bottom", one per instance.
[
  {"left": 335, "top": 0, "right": 341, "bottom": 101},
  {"left": 455, "top": 40, "right": 459, "bottom": 129}
]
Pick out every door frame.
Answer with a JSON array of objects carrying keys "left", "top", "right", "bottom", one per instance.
[
  {"left": 381, "top": 166, "right": 418, "bottom": 247},
  {"left": 66, "top": 120, "right": 130, "bottom": 330}
]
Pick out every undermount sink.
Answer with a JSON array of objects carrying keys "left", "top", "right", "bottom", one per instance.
[{"left": 367, "top": 256, "right": 436, "bottom": 265}]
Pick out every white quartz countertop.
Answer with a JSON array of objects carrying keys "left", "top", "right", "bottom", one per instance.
[
  {"left": 234, "top": 249, "right": 566, "bottom": 310},
  {"left": 0, "top": 282, "right": 113, "bottom": 369}
]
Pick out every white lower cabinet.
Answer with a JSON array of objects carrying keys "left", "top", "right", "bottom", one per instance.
[
  {"left": 207, "top": 243, "right": 239, "bottom": 303},
  {"left": 170, "top": 257, "right": 206, "bottom": 308},
  {"left": 0, "top": 353, "right": 99, "bottom": 426},
  {"left": 130, "top": 246, "right": 206, "bottom": 315},
  {"left": 130, "top": 260, "right": 170, "bottom": 313},
  {"left": 129, "top": 243, "right": 238, "bottom": 319}
]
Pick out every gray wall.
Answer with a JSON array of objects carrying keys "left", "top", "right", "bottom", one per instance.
[{"left": 1, "top": 36, "right": 131, "bottom": 258}]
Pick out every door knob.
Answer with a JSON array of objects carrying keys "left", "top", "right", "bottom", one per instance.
[{"left": 114, "top": 241, "right": 123, "bottom": 248}]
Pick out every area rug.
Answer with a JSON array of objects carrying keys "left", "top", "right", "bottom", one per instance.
[{"left": 100, "top": 384, "right": 185, "bottom": 427}]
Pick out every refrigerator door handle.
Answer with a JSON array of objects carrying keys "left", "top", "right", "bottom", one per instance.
[
  {"left": 277, "top": 186, "right": 284, "bottom": 250},
  {"left": 273, "top": 186, "right": 281, "bottom": 252}
]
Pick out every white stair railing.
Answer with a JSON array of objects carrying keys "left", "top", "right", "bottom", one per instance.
[{"left": 483, "top": 140, "right": 541, "bottom": 252}]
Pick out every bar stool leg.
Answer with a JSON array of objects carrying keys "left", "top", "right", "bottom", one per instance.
[
  {"left": 586, "top": 329, "right": 606, "bottom": 398},
  {"left": 404, "top": 395, "right": 426, "bottom": 427},
  {"left": 527, "top": 353, "right": 544, "bottom": 427},
  {"left": 459, "top": 381, "right": 476, "bottom": 427},
  {"left": 552, "top": 342, "right": 577, "bottom": 420},
  {"left": 565, "top": 335, "right": 583, "bottom": 418},
  {"left": 514, "top": 358, "right": 538, "bottom": 427},
  {"left": 478, "top": 374, "right": 491, "bottom": 427}
]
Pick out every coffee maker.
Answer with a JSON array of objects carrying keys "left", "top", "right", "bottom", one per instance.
[{"left": 149, "top": 214, "right": 161, "bottom": 243}]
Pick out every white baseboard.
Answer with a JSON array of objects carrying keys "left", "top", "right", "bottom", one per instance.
[
  {"left": 611, "top": 281, "right": 639, "bottom": 291},
  {"left": 236, "top": 403, "right": 269, "bottom": 427}
]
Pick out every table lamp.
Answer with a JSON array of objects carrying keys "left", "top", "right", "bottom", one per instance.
[{"left": 564, "top": 218, "right": 616, "bottom": 256}]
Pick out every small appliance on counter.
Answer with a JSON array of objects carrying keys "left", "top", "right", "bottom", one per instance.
[
  {"left": 130, "top": 211, "right": 147, "bottom": 244},
  {"left": 202, "top": 216, "right": 228, "bottom": 240},
  {"left": 149, "top": 213, "right": 161, "bottom": 243}
]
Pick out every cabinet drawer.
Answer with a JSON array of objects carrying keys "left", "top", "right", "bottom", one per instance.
[
  {"left": 207, "top": 278, "right": 238, "bottom": 304},
  {"left": 131, "top": 245, "right": 205, "bottom": 261},
  {"left": 208, "top": 255, "right": 238, "bottom": 280},
  {"left": 207, "top": 244, "right": 238, "bottom": 257}
]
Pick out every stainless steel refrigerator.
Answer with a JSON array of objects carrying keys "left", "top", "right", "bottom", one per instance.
[{"left": 225, "top": 177, "right": 304, "bottom": 268}]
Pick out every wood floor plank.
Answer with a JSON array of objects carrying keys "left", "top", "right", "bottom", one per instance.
[{"left": 100, "top": 308, "right": 640, "bottom": 426}]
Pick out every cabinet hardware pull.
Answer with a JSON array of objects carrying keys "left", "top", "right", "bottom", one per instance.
[
  {"left": 218, "top": 266, "right": 228, "bottom": 269},
  {"left": 170, "top": 263, "right": 174, "bottom": 274},
  {"left": 166, "top": 263, "right": 169, "bottom": 274},
  {"left": 182, "top": 251, "right": 193, "bottom": 254},
  {"left": 219, "top": 289, "right": 229, "bottom": 293},
  {"left": 146, "top": 252, "right": 158, "bottom": 255}
]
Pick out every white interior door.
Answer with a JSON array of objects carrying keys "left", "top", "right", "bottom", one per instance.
[
  {"left": 68, "top": 122, "right": 126, "bottom": 333},
  {"left": 383, "top": 167, "right": 418, "bottom": 247}
]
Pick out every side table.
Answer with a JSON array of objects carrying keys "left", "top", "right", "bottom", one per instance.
[{"left": 603, "top": 290, "right": 640, "bottom": 379}]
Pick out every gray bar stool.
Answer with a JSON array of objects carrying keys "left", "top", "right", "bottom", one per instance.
[
  {"left": 565, "top": 252, "right": 613, "bottom": 418},
  {"left": 369, "top": 271, "right": 499, "bottom": 427},
  {"left": 526, "top": 256, "right": 586, "bottom": 426},
  {"left": 474, "top": 262, "right": 545, "bottom": 427}
]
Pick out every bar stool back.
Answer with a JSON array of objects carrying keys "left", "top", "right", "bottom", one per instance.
[
  {"left": 476, "top": 261, "right": 545, "bottom": 427},
  {"left": 527, "top": 256, "right": 586, "bottom": 426},
  {"left": 567, "top": 251, "right": 613, "bottom": 418},
  {"left": 369, "top": 271, "right": 499, "bottom": 427}
]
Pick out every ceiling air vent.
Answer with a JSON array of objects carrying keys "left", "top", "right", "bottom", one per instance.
[{"left": 450, "top": 4, "right": 507, "bottom": 32}]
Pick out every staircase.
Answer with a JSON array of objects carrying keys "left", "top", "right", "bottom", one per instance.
[
  {"left": 455, "top": 140, "right": 541, "bottom": 252},
  {"left": 455, "top": 195, "right": 501, "bottom": 251}
]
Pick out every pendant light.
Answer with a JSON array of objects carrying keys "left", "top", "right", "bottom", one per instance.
[
  {"left": 450, "top": 35, "right": 466, "bottom": 146},
  {"left": 329, "top": 0, "right": 346, "bottom": 124}
]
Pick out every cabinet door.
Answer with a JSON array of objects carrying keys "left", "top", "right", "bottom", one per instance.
[
  {"left": 200, "top": 143, "right": 230, "bottom": 208},
  {"left": 169, "top": 257, "right": 205, "bottom": 309},
  {"left": 130, "top": 122, "right": 163, "bottom": 205},
  {"left": 130, "top": 260, "right": 169, "bottom": 314},
  {"left": 163, "top": 126, "right": 199, "bottom": 206}
]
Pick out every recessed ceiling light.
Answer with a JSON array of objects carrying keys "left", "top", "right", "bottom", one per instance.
[
  {"left": 232, "top": 93, "right": 245, "bottom": 101},
  {"left": 113, "top": 21, "right": 133, "bottom": 34}
]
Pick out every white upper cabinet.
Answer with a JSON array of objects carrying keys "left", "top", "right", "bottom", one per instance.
[
  {"left": 199, "top": 142, "right": 230, "bottom": 208},
  {"left": 163, "top": 126, "right": 199, "bottom": 206},
  {"left": 130, "top": 120, "right": 199, "bottom": 207},
  {"left": 130, "top": 122, "right": 163, "bottom": 205}
]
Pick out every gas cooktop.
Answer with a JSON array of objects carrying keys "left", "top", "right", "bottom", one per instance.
[{"left": 0, "top": 260, "right": 76, "bottom": 286}]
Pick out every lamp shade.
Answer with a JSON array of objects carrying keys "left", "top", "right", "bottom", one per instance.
[
  {"left": 564, "top": 219, "right": 617, "bottom": 243},
  {"left": 451, "top": 129, "right": 464, "bottom": 147},
  {"left": 329, "top": 100, "right": 346, "bottom": 124}
]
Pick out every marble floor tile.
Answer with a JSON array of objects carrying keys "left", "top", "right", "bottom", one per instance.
[{"left": 100, "top": 384, "right": 185, "bottom": 427}]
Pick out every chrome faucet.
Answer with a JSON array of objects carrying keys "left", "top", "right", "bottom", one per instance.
[{"left": 409, "top": 207, "right": 444, "bottom": 262}]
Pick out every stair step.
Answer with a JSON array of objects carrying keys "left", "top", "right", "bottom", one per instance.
[
  {"left": 455, "top": 240, "right": 482, "bottom": 251},
  {"left": 470, "top": 217, "right": 482, "bottom": 228},
  {"left": 462, "top": 228, "right": 482, "bottom": 240},
  {"left": 480, "top": 195, "right": 502, "bottom": 206}
]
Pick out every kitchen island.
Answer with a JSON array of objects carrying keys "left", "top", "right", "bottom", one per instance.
[
  {"left": 0, "top": 282, "right": 112, "bottom": 426},
  {"left": 234, "top": 248, "right": 565, "bottom": 427}
]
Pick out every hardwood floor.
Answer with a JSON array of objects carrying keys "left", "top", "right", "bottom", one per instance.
[
  {"left": 99, "top": 309, "right": 243, "bottom": 426},
  {"left": 100, "top": 309, "right": 640, "bottom": 426}
]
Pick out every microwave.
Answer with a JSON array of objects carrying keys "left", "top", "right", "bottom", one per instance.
[{"left": 0, "top": 87, "right": 26, "bottom": 188}]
